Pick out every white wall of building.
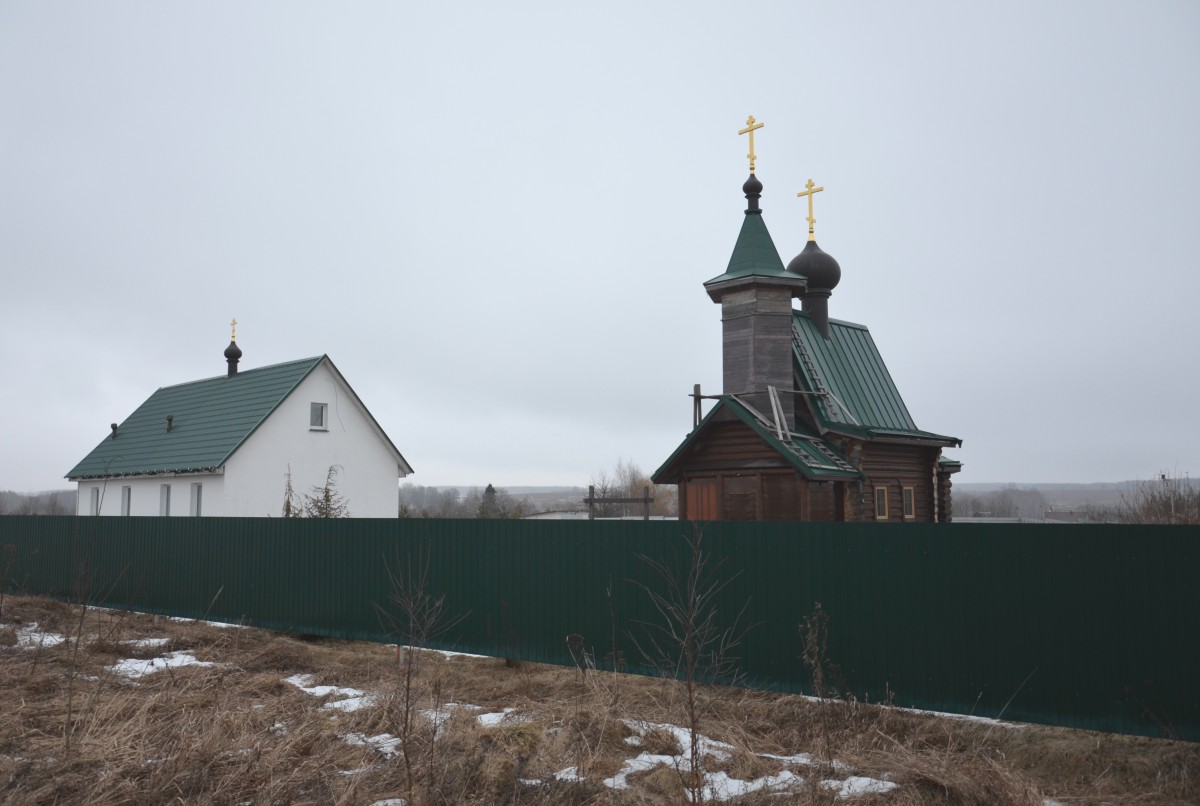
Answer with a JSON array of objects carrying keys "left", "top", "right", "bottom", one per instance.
[
  {"left": 73, "top": 360, "right": 404, "bottom": 518},
  {"left": 76, "top": 473, "right": 224, "bottom": 517},
  {"left": 221, "top": 361, "right": 402, "bottom": 518}
]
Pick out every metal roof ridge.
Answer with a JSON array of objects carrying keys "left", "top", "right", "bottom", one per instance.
[
  {"left": 795, "top": 309, "right": 870, "bottom": 332},
  {"left": 156, "top": 355, "right": 325, "bottom": 391}
]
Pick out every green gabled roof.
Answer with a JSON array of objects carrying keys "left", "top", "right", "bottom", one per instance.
[
  {"left": 703, "top": 211, "right": 798, "bottom": 287},
  {"left": 66, "top": 357, "right": 325, "bottom": 479},
  {"left": 652, "top": 396, "right": 862, "bottom": 484},
  {"left": 793, "top": 312, "right": 959, "bottom": 445}
]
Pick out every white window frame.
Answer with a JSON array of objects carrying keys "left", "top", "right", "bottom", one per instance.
[
  {"left": 190, "top": 483, "right": 203, "bottom": 517},
  {"left": 902, "top": 487, "right": 916, "bottom": 520},
  {"left": 310, "top": 402, "right": 328, "bottom": 431},
  {"left": 160, "top": 484, "right": 171, "bottom": 516},
  {"left": 121, "top": 486, "right": 132, "bottom": 516},
  {"left": 874, "top": 486, "right": 889, "bottom": 520}
]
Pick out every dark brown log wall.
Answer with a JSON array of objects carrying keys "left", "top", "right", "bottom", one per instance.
[
  {"left": 672, "top": 419, "right": 792, "bottom": 474},
  {"left": 762, "top": 473, "right": 804, "bottom": 521},
  {"left": 937, "top": 470, "right": 954, "bottom": 523},
  {"left": 858, "top": 443, "right": 939, "bottom": 523}
]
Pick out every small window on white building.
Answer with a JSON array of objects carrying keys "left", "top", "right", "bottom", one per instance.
[
  {"left": 160, "top": 484, "right": 171, "bottom": 516},
  {"left": 190, "top": 483, "right": 203, "bottom": 517},
  {"left": 121, "top": 486, "right": 132, "bottom": 516},
  {"left": 310, "top": 402, "right": 328, "bottom": 430},
  {"left": 90, "top": 487, "right": 100, "bottom": 516}
]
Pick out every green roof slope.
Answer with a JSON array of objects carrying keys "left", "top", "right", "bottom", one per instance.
[
  {"left": 66, "top": 357, "right": 323, "bottom": 479},
  {"left": 703, "top": 211, "right": 797, "bottom": 286},
  {"left": 793, "top": 312, "right": 958, "bottom": 444}
]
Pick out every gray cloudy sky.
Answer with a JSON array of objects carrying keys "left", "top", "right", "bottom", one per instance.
[{"left": 2, "top": 1, "right": 1197, "bottom": 494}]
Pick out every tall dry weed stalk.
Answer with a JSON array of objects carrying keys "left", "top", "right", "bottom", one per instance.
[
  {"left": 801, "top": 601, "right": 841, "bottom": 766},
  {"left": 0, "top": 543, "right": 17, "bottom": 618},
  {"left": 631, "top": 526, "right": 748, "bottom": 804},
  {"left": 377, "top": 547, "right": 464, "bottom": 802}
]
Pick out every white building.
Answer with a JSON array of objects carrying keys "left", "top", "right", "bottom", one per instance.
[{"left": 66, "top": 341, "right": 412, "bottom": 518}]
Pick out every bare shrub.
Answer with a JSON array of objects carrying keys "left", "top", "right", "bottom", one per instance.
[
  {"left": 375, "top": 547, "right": 464, "bottom": 802},
  {"left": 1116, "top": 472, "right": 1200, "bottom": 524},
  {"left": 630, "top": 525, "right": 749, "bottom": 804}
]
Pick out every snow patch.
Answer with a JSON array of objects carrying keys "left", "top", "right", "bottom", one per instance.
[
  {"left": 824, "top": 775, "right": 899, "bottom": 798},
  {"left": 12, "top": 624, "right": 65, "bottom": 648},
  {"left": 110, "top": 651, "right": 216, "bottom": 679},
  {"left": 344, "top": 732, "right": 401, "bottom": 759},
  {"left": 283, "top": 674, "right": 379, "bottom": 712},
  {"left": 478, "top": 708, "right": 529, "bottom": 727}
]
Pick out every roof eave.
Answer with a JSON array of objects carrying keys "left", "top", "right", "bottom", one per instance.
[
  {"left": 703, "top": 272, "right": 806, "bottom": 303},
  {"left": 67, "top": 466, "right": 224, "bottom": 481},
  {"left": 316, "top": 356, "right": 414, "bottom": 476},
  {"left": 867, "top": 431, "right": 962, "bottom": 448}
]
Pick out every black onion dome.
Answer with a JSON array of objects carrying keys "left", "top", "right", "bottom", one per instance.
[
  {"left": 787, "top": 240, "right": 841, "bottom": 290},
  {"left": 742, "top": 174, "right": 763, "bottom": 196},
  {"left": 223, "top": 340, "right": 242, "bottom": 361},
  {"left": 742, "top": 173, "right": 763, "bottom": 211}
]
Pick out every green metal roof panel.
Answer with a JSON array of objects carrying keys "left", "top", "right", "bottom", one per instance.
[
  {"left": 66, "top": 357, "right": 324, "bottom": 479},
  {"left": 793, "top": 312, "right": 918, "bottom": 432},
  {"left": 703, "top": 212, "right": 797, "bottom": 286},
  {"left": 792, "top": 312, "right": 959, "bottom": 444}
]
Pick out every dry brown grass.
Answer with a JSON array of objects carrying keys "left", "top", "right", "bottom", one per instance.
[{"left": 0, "top": 594, "right": 1196, "bottom": 805}]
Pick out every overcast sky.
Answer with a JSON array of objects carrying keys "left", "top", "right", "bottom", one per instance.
[{"left": 2, "top": 1, "right": 1197, "bottom": 494}]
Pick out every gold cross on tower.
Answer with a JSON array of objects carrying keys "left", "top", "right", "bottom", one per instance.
[
  {"left": 230, "top": 318, "right": 238, "bottom": 342},
  {"left": 796, "top": 178, "right": 825, "bottom": 241},
  {"left": 738, "top": 115, "right": 764, "bottom": 173}
]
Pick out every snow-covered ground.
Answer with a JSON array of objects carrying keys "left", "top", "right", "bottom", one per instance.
[{"left": 7, "top": 621, "right": 1055, "bottom": 805}]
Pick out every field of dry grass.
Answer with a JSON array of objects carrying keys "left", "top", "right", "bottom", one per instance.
[{"left": 0, "top": 594, "right": 1196, "bottom": 805}]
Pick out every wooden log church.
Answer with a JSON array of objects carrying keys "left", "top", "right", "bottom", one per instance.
[{"left": 653, "top": 117, "right": 961, "bottom": 522}]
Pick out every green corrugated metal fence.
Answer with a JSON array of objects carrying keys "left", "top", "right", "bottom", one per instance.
[{"left": 1, "top": 517, "right": 1195, "bottom": 741}]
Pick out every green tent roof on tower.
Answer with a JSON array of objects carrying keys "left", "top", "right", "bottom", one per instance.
[{"left": 704, "top": 174, "right": 806, "bottom": 293}]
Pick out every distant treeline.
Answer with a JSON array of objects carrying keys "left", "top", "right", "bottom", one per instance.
[
  {"left": 954, "top": 477, "right": 1200, "bottom": 524},
  {"left": 953, "top": 486, "right": 1050, "bottom": 519},
  {"left": 0, "top": 490, "right": 76, "bottom": 516},
  {"left": 397, "top": 483, "right": 535, "bottom": 519}
]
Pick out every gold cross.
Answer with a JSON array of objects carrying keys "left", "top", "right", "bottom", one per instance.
[
  {"left": 738, "top": 115, "right": 764, "bottom": 173},
  {"left": 230, "top": 318, "right": 238, "bottom": 342},
  {"left": 796, "top": 178, "right": 825, "bottom": 241}
]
